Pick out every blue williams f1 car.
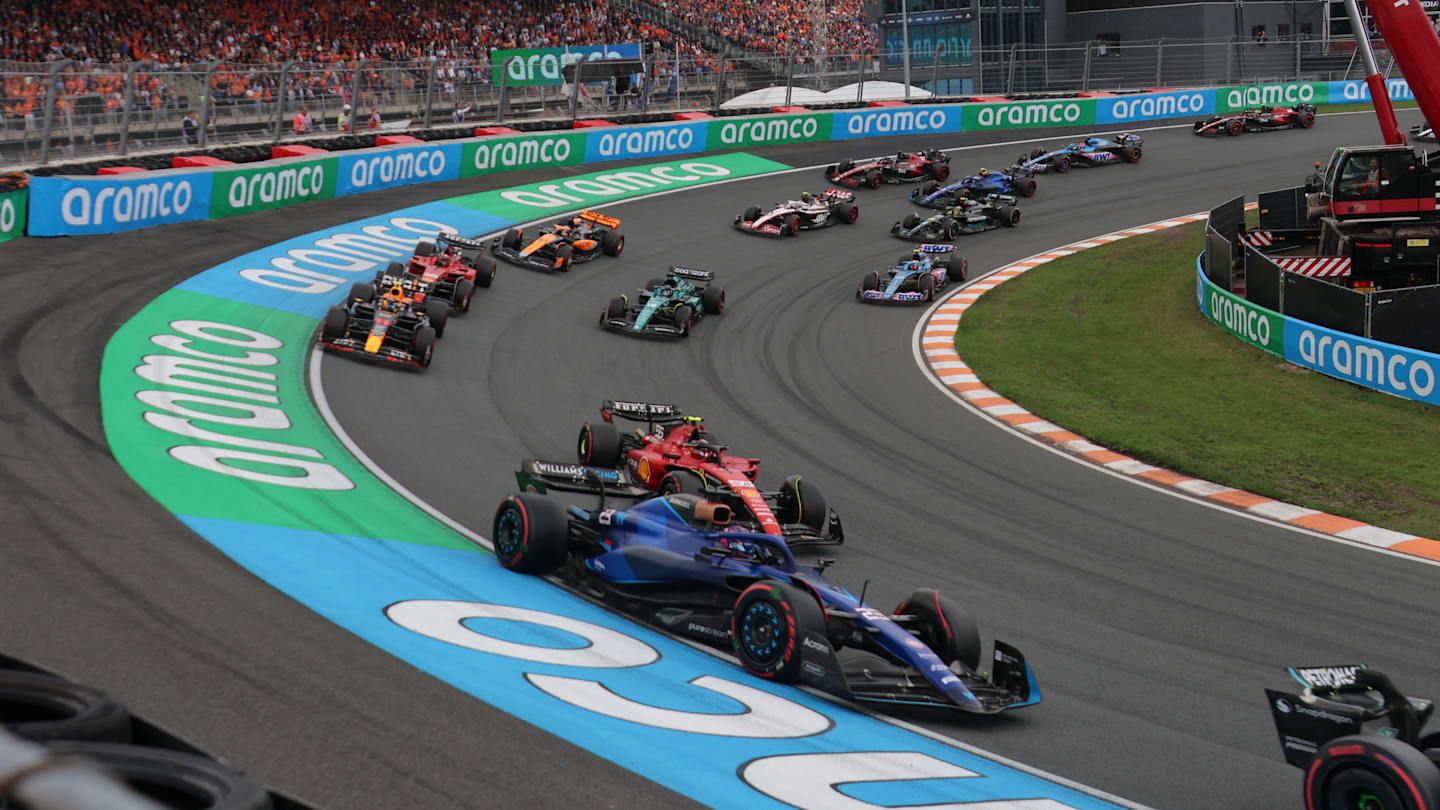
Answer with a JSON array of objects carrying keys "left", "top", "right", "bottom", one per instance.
[
  {"left": 1017, "top": 133, "right": 1143, "bottom": 174},
  {"left": 910, "top": 167, "right": 1036, "bottom": 209},
  {"left": 493, "top": 473, "right": 1040, "bottom": 714},
  {"left": 858, "top": 244, "right": 968, "bottom": 303}
]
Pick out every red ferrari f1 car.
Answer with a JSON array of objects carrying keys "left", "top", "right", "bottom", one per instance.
[
  {"left": 1193, "top": 104, "right": 1316, "bottom": 136},
  {"left": 400, "top": 235, "right": 496, "bottom": 311},
  {"left": 826, "top": 149, "right": 950, "bottom": 189},
  {"left": 519, "top": 400, "right": 843, "bottom": 546}
]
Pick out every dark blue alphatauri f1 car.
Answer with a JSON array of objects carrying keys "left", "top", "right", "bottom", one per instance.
[
  {"left": 494, "top": 468, "right": 1040, "bottom": 715},
  {"left": 909, "top": 167, "right": 1037, "bottom": 209},
  {"left": 1017, "top": 133, "right": 1143, "bottom": 174},
  {"left": 858, "top": 244, "right": 967, "bottom": 304}
]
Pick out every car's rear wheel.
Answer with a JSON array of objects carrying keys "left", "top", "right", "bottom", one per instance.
[
  {"left": 894, "top": 588, "right": 982, "bottom": 671},
  {"left": 776, "top": 475, "right": 827, "bottom": 530},
  {"left": 732, "top": 581, "right": 827, "bottom": 683},
  {"left": 902, "top": 213, "right": 920, "bottom": 230},
  {"left": 865, "top": 169, "right": 882, "bottom": 189},
  {"left": 453, "top": 278, "right": 475, "bottom": 312},
  {"left": 743, "top": 205, "right": 762, "bottom": 222},
  {"left": 1019, "top": 178, "right": 1037, "bottom": 197},
  {"left": 493, "top": 493, "right": 569, "bottom": 574},
  {"left": 602, "top": 229, "right": 625, "bottom": 256},
  {"left": 673, "top": 304, "right": 694, "bottom": 336},
  {"left": 424, "top": 296, "right": 449, "bottom": 337},
  {"left": 838, "top": 202, "right": 858, "bottom": 223},
  {"left": 918, "top": 272, "right": 937, "bottom": 301},
  {"left": 1124, "top": 145, "right": 1142, "bottom": 163},
  {"left": 1305, "top": 735, "right": 1440, "bottom": 810},
  {"left": 555, "top": 243, "right": 574, "bottom": 271},
  {"left": 1227, "top": 118, "right": 1244, "bottom": 136},
  {"left": 999, "top": 205, "right": 1021, "bottom": 226},
  {"left": 578, "top": 421, "right": 622, "bottom": 467},
  {"left": 702, "top": 285, "right": 725, "bottom": 315},
  {"left": 783, "top": 214, "right": 800, "bottom": 237},
  {"left": 475, "top": 258, "right": 497, "bottom": 287},
  {"left": 1053, "top": 155, "right": 1071, "bottom": 173},
  {"left": 660, "top": 469, "right": 705, "bottom": 495},
  {"left": 940, "top": 217, "right": 958, "bottom": 240},
  {"left": 502, "top": 228, "right": 522, "bottom": 249},
  {"left": 1300, "top": 111, "right": 1316, "bottom": 128},
  {"left": 412, "top": 326, "right": 436, "bottom": 367},
  {"left": 929, "top": 163, "right": 950, "bottom": 182},
  {"left": 947, "top": 255, "right": 968, "bottom": 282},
  {"left": 322, "top": 306, "right": 348, "bottom": 340}
]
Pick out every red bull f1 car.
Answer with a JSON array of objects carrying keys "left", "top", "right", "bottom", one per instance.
[
  {"left": 858, "top": 244, "right": 967, "bottom": 303},
  {"left": 734, "top": 188, "right": 858, "bottom": 237},
  {"left": 1264, "top": 664, "right": 1440, "bottom": 809},
  {"left": 319, "top": 278, "right": 447, "bottom": 369},
  {"left": 491, "top": 209, "right": 625, "bottom": 272},
  {"left": 1016, "top": 133, "right": 1143, "bottom": 173},
  {"left": 523, "top": 400, "right": 843, "bottom": 546},
  {"left": 493, "top": 478, "right": 1040, "bottom": 714},
  {"left": 825, "top": 149, "right": 950, "bottom": 189},
  {"left": 400, "top": 235, "right": 496, "bottom": 311},
  {"left": 1193, "top": 104, "right": 1317, "bottom": 136}
]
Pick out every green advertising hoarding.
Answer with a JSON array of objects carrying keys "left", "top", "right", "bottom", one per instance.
[
  {"left": 210, "top": 157, "right": 339, "bottom": 218},
  {"left": 490, "top": 44, "right": 643, "bottom": 86},
  {"left": 0, "top": 186, "right": 26, "bottom": 243},
  {"left": 961, "top": 99, "right": 1096, "bottom": 130},
  {"left": 460, "top": 131, "right": 587, "bottom": 178},
  {"left": 705, "top": 114, "right": 832, "bottom": 148},
  {"left": 1216, "top": 82, "right": 1328, "bottom": 113},
  {"left": 1203, "top": 278, "right": 1285, "bottom": 355}
]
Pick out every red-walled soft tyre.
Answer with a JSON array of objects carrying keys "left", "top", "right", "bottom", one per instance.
[{"left": 1304, "top": 735, "right": 1440, "bottom": 810}]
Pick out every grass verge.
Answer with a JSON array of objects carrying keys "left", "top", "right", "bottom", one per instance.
[{"left": 954, "top": 221, "right": 1440, "bottom": 538}]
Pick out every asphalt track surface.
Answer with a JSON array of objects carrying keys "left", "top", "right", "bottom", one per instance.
[{"left": 3, "top": 110, "right": 1436, "bottom": 809}]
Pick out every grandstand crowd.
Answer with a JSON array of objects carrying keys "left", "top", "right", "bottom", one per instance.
[{"left": 1, "top": 0, "right": 874, "bottom": 132}]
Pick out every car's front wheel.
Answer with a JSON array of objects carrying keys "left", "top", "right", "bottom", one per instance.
[
  {"left": 732, "top": 581, "right": 828, "bottom": 683},
  {"left": 895, "top": 588, "right": 982, "bottom": 671}
]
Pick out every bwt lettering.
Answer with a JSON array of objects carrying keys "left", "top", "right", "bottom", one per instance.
[{"left": 62, "top": 180, "right": 193, "bottom": 226}]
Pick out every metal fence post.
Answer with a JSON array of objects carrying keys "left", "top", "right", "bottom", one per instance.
[
  {"left": 1155, "top": 38, "right": 1164, "bottom": 86},
  {"left": 858, "top": 54, "right": 868, "bottom": 102},
  {"left": 273, "top": 60, "right": 295, "bottom": 141},
  {"left": 198, "top": 61, "right": 218, "bottom": 147},
  {"left": 118, "top": 61, "right": 144, "bottom": 156},
  {"left": 37, "top": 59, "right": 70, "bottom": 166},
  {"left": 935, "top": 42, "right": 948, "bottom": 94},
  {"left": 641, "top": 47, "right": 651, "bottom": 114},
  {"left": 1005, "top": 43, "right": 1017, "bottom": 94},
  {"left": 715, "top": 44, "right": 728, "bottom": 114},
  {"left": 1225, "top": 37, "right": 1236, "bottom": 84},
  {"left": 1293, "top": 38, "right": 1302, "bottom": 81},
  {"left": 498, "top": 57, "right": 514, "bottom": 124},
  {"left": 349, "top": 59, "right": 365, "bottom": 131},
  {"left": 785, "top": 53, "right": 796, "bottom": 106},
  {"left": 423, "top": 62, "right": 436, "bottom": 128},
  {"left": 569, "top": 58, "right": 584, "bottom": 122},
  {"left": 1081, "top": 42, "right": 1092, "bottom": 91}
]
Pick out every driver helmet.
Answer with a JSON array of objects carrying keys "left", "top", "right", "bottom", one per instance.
[
  {"left": 904, "top": 259, "right": 921, "bottom": 272},
  {"left": 571, "top": 216, "right": 583, "bottom": 226},
  {"left": 897, "top": 151, "right": 907, "bottom": 161},
  {"left": 977, "top": 167, "right": 989, "bottom": 176},
  {"left": 800, "top": 191, "right": 813, "bottom": 204}
]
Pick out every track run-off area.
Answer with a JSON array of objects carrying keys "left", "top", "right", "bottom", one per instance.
[{"left": 3, "top": 110, "right": 1436, "bottom": 810}]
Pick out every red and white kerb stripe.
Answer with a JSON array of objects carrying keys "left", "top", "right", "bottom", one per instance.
[{"left": 1275, "top": 256, "right": 1351, "bottom": 277}]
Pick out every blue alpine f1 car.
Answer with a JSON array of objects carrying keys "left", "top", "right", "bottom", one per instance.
[
  {"left": 909, "top": 167, "right": 1037, "bottom": 209},
  {"left": 494, "top": 470, "right": 1040, "bottom": 714},
  {"left": 857, "top": 244, "right": 968, "bottom": 303},
  {"left": 1017, "top": 133, "right": 1143, "bottom": 174}
]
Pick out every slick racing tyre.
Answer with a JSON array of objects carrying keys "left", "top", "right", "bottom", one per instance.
[
  {"left": 837, "top": 159, "right": 854, "bottom": 173},
  {"left": 732, "top": 581, "right": 828, "bottom": 683},
  {"left": 947, "top": 255, "right": 968, "bottom": 282},
  {"left": 1304, "top": 735, "right": 1440, "bottom": 810},
  {"left": 476, "top": 258, "right": 497, "bottom": 287},
  {"left": 1227, "top": 118, "right": 1244, "bottom": 136},
  {"left": 0, "top": 672, "right": 130, "bottom": 743},
  {"left": 918, "top": 272, "right": 936, "bottom": 301},
  {"left": 348, "top": 282, "right": 374, "bottom": 303},
  {"left": 1053, "top": 155, "right": 1071, "bottom": 173},
  {"left": 453, "top": 278, "right": 475, "bottom": 312},
  {"left": 424, "top": 296, "right": 449, "bottom": 338},
  {"left": 646, "top": 277, "right": 666, "bottom": 291},
  {"left": 940, "top": 217, "right": 958, "bottom": 240},
  {"left": 412, "top": 326, "right": 437, "bottom": 368},
  {"left": 1300, "top": 111, "right": 1316, "bottom": 128},
  {"left": 494, "top": 494, "right": 569, "bottom": 574},
  {"left": 43, "top": 743, "right": 271, "bottom": 810},
  {"left": 999, "top": 205, "right": 1021, "bottom": 227},
  {"left": 502, "top": 228, "right": 523, "bottom": 249},
  {"left": 673, "top": 305, "right": 694, "bottom": 337},
  {"left": 901, "top": 213, "right": 920, "bottom": 230},
  {"left": 743, "top": 205, "right": 762, "bottom": 222},
  {"left": 859, "top": 271, "right": 881, "bottom": 294},
  {"left": 927, "top": 163, "right": 950, "bottom": 182},
  {"left": 659, "top": 470, "right": 705, "bottom": 497},
  {"left": 838, "top": 202, "right": 859, "bottom": 224},
  {"left": 776, "top": 475, "right": 826, "bottom": 530},
  {"left": 555, "top": 243, "right": 574, "bottom": 271},
  {"left": 578, "top": 421, "right": 622, "bottom": 468},
  {"left": 322, "top": 306, "right": 348, "bottom": 340},
  {"left": 783, "top": 214, "right": 800, "bottom": 237},
  {"left": 1029, "top": 147, "right": 1046, "bottom": 159},
  {"left": 413, "top": 239, "right": 436, "bottom": 257},
  {"left": 865, "top": 169, "right": 883, "bottom": 188},
  {"left": 895, "top": 589, "right": 982, "bottom": 671},
  {"left": 1123, "top": 145, "right": 1142, "bottom": 163},
  {"left": 602, "top": 295, "right": 627, "bottom": 324},
  {"left": 921, "top": 181, "right": 938, "bottom": 195},
  {"left": 702, "top": 285, "right": 725, "bottom": 315},
  {"left": 1019, "top": 178, "right": 1037, "bottom": 197},
  {"left": 602, "top": 229, "right": 625, "bottom": 256}
]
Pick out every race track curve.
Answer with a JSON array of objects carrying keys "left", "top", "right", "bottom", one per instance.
[{"left": 0, "top": 110, "right": 1433, "bottom": 810}]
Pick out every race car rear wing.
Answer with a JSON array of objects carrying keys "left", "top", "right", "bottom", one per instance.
[
  {"left": 437, "top": 234, "right": 490, "bottom": 251},
  {"left": 600, "top": 399, "right": 686, "bottom": 427},
  {"left": 515, "top": 459, "right": 650, "bottom": 499},
  {"left": 668, "top": 266, "right": 714, "bottom": 282},
  {"left": 580, "top": 209, "right": 621, "bottom": 228}
]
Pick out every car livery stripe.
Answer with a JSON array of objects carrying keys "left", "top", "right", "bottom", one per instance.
[
  {"left": 102, "top": 151, "right": 1149, "bottom": 810},
  {"left": 914, "top": 211, "right": 1440, "bottom": 565}
]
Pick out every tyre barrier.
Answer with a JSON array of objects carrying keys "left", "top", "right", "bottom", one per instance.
[{"left": 0, "top": 654, "right": 315, "bottom": 810}]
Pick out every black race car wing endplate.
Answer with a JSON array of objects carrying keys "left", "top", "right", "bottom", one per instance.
[
  {"left": 438, "top": 234, "right": 489, "bottom": 250},
  {"left": 602, "top": 400, "right": 686, "bottom": 425},
  {"left": 516, "top": 459, "right": 649, "bottom": 498}
]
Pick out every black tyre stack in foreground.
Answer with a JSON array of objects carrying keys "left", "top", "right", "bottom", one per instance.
[{"left": 0, "top": 654, "right": 317, "bottom": 810}]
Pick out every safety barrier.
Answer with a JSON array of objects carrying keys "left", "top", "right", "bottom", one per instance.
[{"left": 8, "top": 77, "right": 1420, "bottom": 240}]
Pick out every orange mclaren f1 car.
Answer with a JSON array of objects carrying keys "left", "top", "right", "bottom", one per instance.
[{"left": 491, "top": 209, "right": 625, "bottom": 272}]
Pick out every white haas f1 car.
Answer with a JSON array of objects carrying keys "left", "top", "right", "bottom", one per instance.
[{"left": 734, "top": 189, "right": 859, "bottom": 237}]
